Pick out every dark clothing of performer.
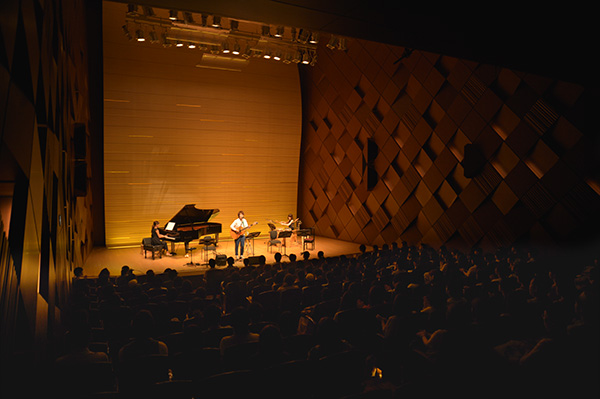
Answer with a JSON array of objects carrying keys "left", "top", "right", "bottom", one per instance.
[{"left": 152, "top": 225, "right": 169, "bottom": 252}]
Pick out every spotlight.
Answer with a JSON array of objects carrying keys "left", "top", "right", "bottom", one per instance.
[
  {"left": 135, "top": 29, "right": 145, "bottom": 42},
  {"left": 188, "top": 42, "right": 196, "bottom": 49},
  {"left": 261, "top": 25, "right": 270, "bottom": 36},
  {"left": 274, "top": 26, "right": 284, "bottom": 37},
  {"left": 148, "top": 30, "right": 158, "bottom": 43},
  {"left": 230, "top": 20, "right": 239, "bottom": 31},
  {"left": 232, "top": 43, "right": 241, "bottom": 55},
  {"left": 263, "top": 51, "right": 271, "bottom": 59},
  {"left": 326, "top": 35, "right": 339, "bottom": 49},
  {"left": 301, "top": 51, "right": 309, "bottom": 64},
  {"left": 212, "top": 16, "right": 221, "bottom": 28},
  {"left": 122, "top": 24, "right": 132, "bottom": 40},
  {"left": 142, "top": 6, "right": 155, "bottom": 17},
  {"left": 297, "top": 29, "right": 309, "bottom": 44},
  {"left": 126, "top": 4, "right": 138, "bottom": 15},
  {"left": 273, "top": 52, "right": 281, "bottom": 61},
  {"left": 168, "top": 10, "right": 178, "bottom": 21},
  {"left": 309, "top": 32, "right": 319, "bottom": 44},
  {"left": 175, "top": 40, "right": 184, "bottom": 47},
  {"left": 161, "top": 33, "right": 171, "bottom": 47},
  {"left": 242, "top": 45, "right": 252, "bottom": 59},
  {"left": 222, "top": 41, "right": 230, "bottom": 54},
  {"left": 184, "top": 12, "right": 194, "bottom": 24}
]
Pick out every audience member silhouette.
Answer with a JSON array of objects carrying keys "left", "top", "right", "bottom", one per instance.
[
  {"left": 307, "top": 317, "right": 353, "bottom": 361},
  {"left": 54, "top": 242, "right": 599, "bottom": 399},
  {"left": 55, "top": 310, "right": 109, "bottom": 365},
  {"left": 220, "top": 306, "right": 260, "bottom": 356},
  {"left": 250, "top": 324, "right": 291, "bottom": 370},
  {"left": 118, "top": 309, "right": 168, "bottom": 363}
]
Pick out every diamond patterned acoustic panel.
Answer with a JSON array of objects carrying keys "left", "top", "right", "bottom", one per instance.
[
  {"left": 298, "top": 37, "right": 596, "bottom": 251},
  {"left": 1, "top": 0, "right": 95, "bottom": 394}
]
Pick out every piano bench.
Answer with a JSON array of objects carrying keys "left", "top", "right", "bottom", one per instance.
[{"left": 142, "top": 238, "right": 162, "bottom": 259}]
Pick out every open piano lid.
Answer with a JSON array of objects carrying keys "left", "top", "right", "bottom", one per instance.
[{"left": 168, "top": 204, "right": 220, "bottom": 226}]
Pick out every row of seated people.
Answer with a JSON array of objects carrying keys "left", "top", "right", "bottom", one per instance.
[{"left": 54, "top": 243, "right": 599, "bottom": 398}]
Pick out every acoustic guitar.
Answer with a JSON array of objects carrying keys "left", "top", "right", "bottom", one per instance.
[{"left": 230, "top": 221, "right": 258, "bottom": 240}]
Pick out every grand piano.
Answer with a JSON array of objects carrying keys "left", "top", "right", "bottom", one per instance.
[{"left": 160, "top": 204, "right": 222, "bottom": 253}]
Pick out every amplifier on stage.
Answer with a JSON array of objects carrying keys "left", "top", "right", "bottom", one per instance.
[{"left": 215, "top": 254, "right": 227, "bottom": 266}]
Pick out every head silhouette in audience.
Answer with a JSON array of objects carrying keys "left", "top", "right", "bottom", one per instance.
[
  {"left": 118, "top": 309, "right": 168, "bottom": 362},
  {"left": 219, "top": 306, "right": 259, "bottom": 355}
]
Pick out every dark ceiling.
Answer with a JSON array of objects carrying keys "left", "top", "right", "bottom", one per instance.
[{"left": 110, "top": 1, "right": 587, "bottom": 85}]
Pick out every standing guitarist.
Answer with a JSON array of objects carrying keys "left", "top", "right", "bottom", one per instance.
[{"left": 230, "top": 211, "right": 249, "bottom": 260}]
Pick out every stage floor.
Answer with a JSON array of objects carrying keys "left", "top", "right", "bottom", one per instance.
[{"left": 82, "top": 235, "right": 365, "bottom": 278}]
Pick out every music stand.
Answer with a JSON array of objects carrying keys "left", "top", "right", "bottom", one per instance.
[
  {"left": 199, "top": 236, "right": 217, "bottom": 265},
  {"left": 277, "top": 230, "right": 293, "bottom": 255},
  {"left": 267, "top": 223, "right": 277, "bottom": 231},
  {"left": 184, "top": 247, "right": 199, "bottom": 266},
  {"left": 245, "top": 231, "right": 260, "bottom": 256}
]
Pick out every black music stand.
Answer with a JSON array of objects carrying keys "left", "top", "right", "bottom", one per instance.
[
  {"left": 184, "top": 247, "right": 199, "bottom": 266},
  {"left": 199, "top": 236, "right": 217, "bottom": 265},
  {"left": 267, "top": 223, "right": 277, "bottom": 231},
  {"left": 245, "top": 232, "right": 260, "bottom": 255},
  {"left": 277, "top": 230, "right": 293, "bottom": 256}
]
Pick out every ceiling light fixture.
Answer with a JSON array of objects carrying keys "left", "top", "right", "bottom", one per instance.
[
  {"left": 135, "top": 28, "right": 145, "bottom": 42},
  {"left": 122, "top": 24, "right": 132, "bottom": 40},
  {"left": 184, "top": 12, "right": 194, "bottom": 24},
  {"left": 123, "top": 8, "right": 333, "bottom": 66},
  {"left": 126, "top": 4, "right": 138, "bottom": 15},
  {"left": 148, "top": 30, "right": 158, "bottom": 43},
  {"left": 222, "top": 41, "right": 230, "bottom": 53},
  {"left": 142, "top": 6, "right": 155, "bottom": 17}
]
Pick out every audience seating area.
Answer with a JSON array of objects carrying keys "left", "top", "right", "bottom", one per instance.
[{"left": 54, "top": 243, "right": 598, "bottom": 398}]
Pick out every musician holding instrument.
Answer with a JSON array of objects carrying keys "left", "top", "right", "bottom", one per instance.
[
  {"left": 230, "top": 211, "right": 249, "bottom": 260},
  {"left": 280, "top": 214, "right": 295, "bottom": 230},
  {"left": 280, "top": 213, "right": 300, "bottom": 243},
  {"left": 151, "top": 221, "right": 172, "bottom": 256}
]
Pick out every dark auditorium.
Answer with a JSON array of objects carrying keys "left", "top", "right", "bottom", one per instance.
[{"left": 0, "top": 1, "right": 597, "bottom": 398}]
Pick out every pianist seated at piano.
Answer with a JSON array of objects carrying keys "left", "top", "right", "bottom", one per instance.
[{"left": 151, "top": 221, "right": 172, "bottom": 256}]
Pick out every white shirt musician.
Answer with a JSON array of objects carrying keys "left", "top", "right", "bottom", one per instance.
[{"left": 230, "top": 211, "right": 248, "bottom": 260}]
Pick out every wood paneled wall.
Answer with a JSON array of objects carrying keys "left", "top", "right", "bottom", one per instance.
[
  {"left": 298, "top": 37, "right": 597, "bottom": 251},
  {"left": 102, "top": 2, "right": 302, "bottom": 247},
  {"left": 0, "top": 0, "right": 96, "bottom": 395}
]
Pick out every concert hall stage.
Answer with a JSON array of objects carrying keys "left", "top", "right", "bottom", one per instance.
[{"left": 82, "top": 235, "right": 365, "bottom": 278}]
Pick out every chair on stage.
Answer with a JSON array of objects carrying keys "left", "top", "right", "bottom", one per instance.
[
  {"left": 142, "top": 237, "right": 162, "bottom": 259},
  {"left": 266, "top": 230, "right": 282, "bottom": 253},
  {"left": 297, "top": 228, "right": 315, "bottom": 251}
]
